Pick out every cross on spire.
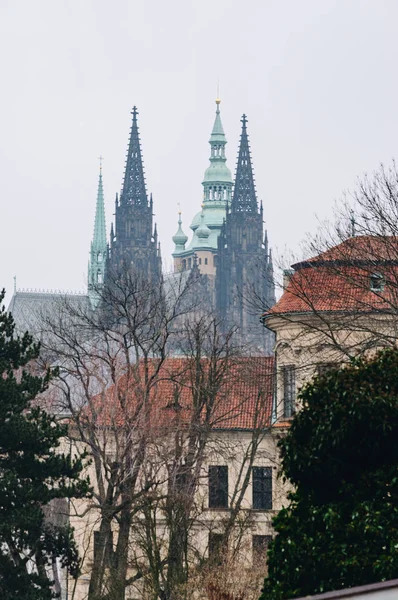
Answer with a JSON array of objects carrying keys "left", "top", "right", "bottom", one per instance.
[
  {"left": 98, "top": 155, "right": 104, "bottom": 171},
  {"left": 241, "top": 114, "right": 247, "bottom": 128}
]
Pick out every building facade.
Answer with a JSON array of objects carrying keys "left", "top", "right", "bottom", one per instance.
[{"left": 263, "top": 235, "right": 398, "bottom": 422}]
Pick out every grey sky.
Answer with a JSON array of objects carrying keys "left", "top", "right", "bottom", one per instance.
[{"left": 1, "top": 0, "right": 398, "bottom": 303}]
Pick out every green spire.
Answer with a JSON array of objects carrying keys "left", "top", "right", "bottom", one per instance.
[
  {"left": 210, "top": 98, "right": 225, "bottom": 141},
  {"left": 202, "top": 99, "right": 233, "bottom": 200},
  {"left": 92, "top": 162, "right": 107, "bottom": 250},
  {"left": 172, "top": 211, "right": 188, "bottom": 254},
  {"left": 88, "top": 161, "right": 107, "bottom": 308}
]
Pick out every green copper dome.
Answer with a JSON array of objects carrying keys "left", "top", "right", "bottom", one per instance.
[
  {"left": 172, "top": 212, "right": 188, "bottom": 254},
  {"left": 176, "top": 99, "right": 233, "bottom": 255},
  {"left": 195, "top": 210, "right": 211, "bottom": 244}
]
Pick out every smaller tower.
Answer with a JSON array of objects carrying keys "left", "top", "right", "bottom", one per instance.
[
  {"left": 88, "top": 160, "right": 107, "bottom": 308},
  {"left": 172, "top": 211, "right": 188, "bottom": 261}
]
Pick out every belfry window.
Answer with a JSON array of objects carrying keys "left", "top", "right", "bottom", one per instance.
[{"left": 370, "top": 273, "right": 385, "bottom": 292}]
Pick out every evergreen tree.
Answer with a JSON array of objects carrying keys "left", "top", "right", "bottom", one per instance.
[
  {"left": 0, "top": 289, "right": 89, "bottom": 599},
  {"left": 261, "top": 348, "right": 398, "bottom": 599}
]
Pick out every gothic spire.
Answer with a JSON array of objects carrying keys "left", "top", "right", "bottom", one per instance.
[
  {"left": 88, "top": 161, "right": 107, "bottom": 308},
  {"left": 231, "top": 114, "right": 258, "bottom": 213},
  {"left": 92, "top": 160, "right": 107, "bottom": 250},
  {"left": 121, "top": 106, "right": 148, "bottom": 207}
]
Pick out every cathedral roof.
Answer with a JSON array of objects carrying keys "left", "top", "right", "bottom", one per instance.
[{"left": 8, "top": 291, "right": 90, "bottom": 339}]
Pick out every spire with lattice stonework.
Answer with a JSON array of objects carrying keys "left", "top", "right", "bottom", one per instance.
[
  {"left": 106, "top": 107, "right": 161, "bottom": 283},
  {"left": 231, "top": 114, "right": 258, "bottom": 213},
  {"left": 121, "top": 107, "right": 148, "bottom": 208}
]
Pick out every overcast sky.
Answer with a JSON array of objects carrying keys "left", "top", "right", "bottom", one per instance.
[{"left": 1, "top": 0, "right": 398, "bottom": 303}]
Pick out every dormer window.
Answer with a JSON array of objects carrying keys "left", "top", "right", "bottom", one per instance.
[{"left": 370, "top": 273, "right": 385, "bottom": 292}]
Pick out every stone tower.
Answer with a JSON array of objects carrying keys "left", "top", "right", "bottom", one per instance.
[
  {"left": 216, "top": 115, "right": 275, "bottom": 352},
  {"left": 107, "top": 107, "right": 161, "bottom": 282},
  {"left": 88, "top": 161, "right": 107, "bottom": 308}
]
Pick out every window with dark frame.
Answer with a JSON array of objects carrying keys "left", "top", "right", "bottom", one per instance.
[
  {"left": 252, "top": 535, "right": 272, "bottom": 562},
  {"left": 208, "top": 465, "right": 228, "bottom": 509},
  {"left": 208, "top": 532, "right": 224, "bottom": 563},
  {"left": 252, "top": 467, "right": 272, "bottom": 510},
  {"left": 282, "top": 365, "right": 296, "bottom": 418},
  {"left": 317, "top": 363, "right": 336, "bottom": 377}
]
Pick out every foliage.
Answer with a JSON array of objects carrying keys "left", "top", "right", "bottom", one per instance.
[
  {"left": 260, "top": 348, "right": 398, "bottom": 599},
  {"left": 0, "top": 289, "right": 89, "bottom": 599}
]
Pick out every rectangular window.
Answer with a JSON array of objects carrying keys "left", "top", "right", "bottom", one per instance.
[
  {"left": 208, "top": 465, "right": 228, "bottom": 509},
  {"left": 282, "top": 365, "right": 296, "bottom": 418},
  {"left": 93, "top": 530, "right": 113, "bottom": 564},
  {"left": 208, "top": 532, "right": 224, "bottom": 563},
  {"left": 252, "top": 535, "right": 272, "bottom": 563},
  {"left": 252, "top": 467, "right": 272, "bottom": 510},
  {"left": 317, "top": 363, "right": 335, "bottom": 377}
]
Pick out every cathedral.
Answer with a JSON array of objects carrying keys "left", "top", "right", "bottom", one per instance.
[{"left": 10, "top": 99, "right": 275, "bottom": 353}]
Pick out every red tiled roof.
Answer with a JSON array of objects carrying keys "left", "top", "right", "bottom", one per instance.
[
  {"left": 82, "top": 356, "right": 275, "bottom": 432},
  {"left": 265, "top": 236, "right": 398, "bottom": 317},
  {"left": 295, "top": 235, "right": 398, "bottom": 267}
]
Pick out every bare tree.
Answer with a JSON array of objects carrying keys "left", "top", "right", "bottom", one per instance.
[{"left": 41, "top": 267, "right": 277, "bottom": 600}]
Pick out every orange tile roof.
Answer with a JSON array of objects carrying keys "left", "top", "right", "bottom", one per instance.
[
  {"left": 295, "top": 235, "right": 398, "bottom": 267},
  {"left": 81, "top": 356, "right": 275, "bottom": 432},
  {"left": 265, "top": 236, "right": 398, "bottom": 317}
]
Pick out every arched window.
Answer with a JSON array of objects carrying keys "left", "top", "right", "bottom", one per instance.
[
  {"left": 205, "top": 258, "right": 208, "bottom": 265},
  {"left": 182, "top": 259, "right": 186, "bottom": 271},
  {"left": 188, "top": 258, "right": 192, "bottom": 269}
]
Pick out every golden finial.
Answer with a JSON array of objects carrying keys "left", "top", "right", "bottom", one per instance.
[
  {"left": 98, "top": 155, "right": 104, "bottom": 171},
  {"left": 177, "top": 202, "right": 181, "bottom": 216}
]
